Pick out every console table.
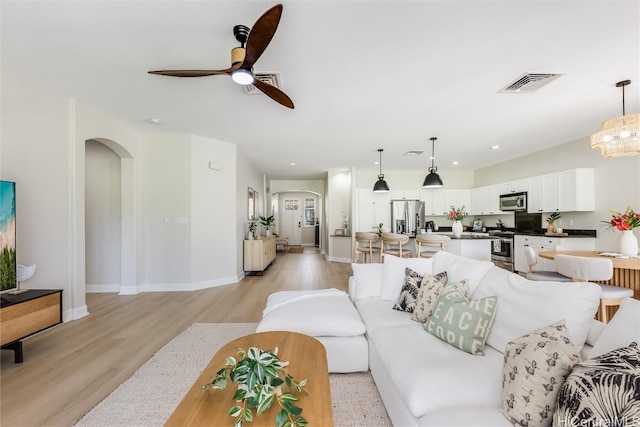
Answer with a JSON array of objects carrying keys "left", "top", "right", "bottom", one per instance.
[
  {"left": 244, "top": 236, "right": 276, "bottom": 273},
  {"left": 0, "top": 289, "right": 63, "bottom": 363}
]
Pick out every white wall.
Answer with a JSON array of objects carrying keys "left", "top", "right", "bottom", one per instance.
[{"left": 1, "top": 66, "right": 266, "bottom": 320}]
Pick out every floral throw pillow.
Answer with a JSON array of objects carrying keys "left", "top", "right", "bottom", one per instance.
[
  {"left": 393, "top": 268, "right": 428, "bottom": 313},
  {"left": 502, "top": 320, "right": 580, "bottom": 427},
  {"left": 554, "top": 342, "right": 640, "bottom": 427},
  {"left": 423, "top": 283, "right": 497, "bottom": 355},
  {"left": 412, "top": 272, "right": 464, "bottom": 323}
]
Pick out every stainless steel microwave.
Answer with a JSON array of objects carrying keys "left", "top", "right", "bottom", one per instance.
[{"left": 499, "top": 192, "right": 527, "bottom": 211}]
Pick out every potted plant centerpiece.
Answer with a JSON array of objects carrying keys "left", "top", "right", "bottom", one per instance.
[
  {"left": 445, "top": 205, "right": 467, "bottom": 238},
  {"left": 546, "top": 211, "right": 561, "bottom": 233},
  {"left": 259, "top": 215, "right": 276, "bottom": 237},
  {"left": 202, "top": 346, "right": 309, "bottom": 427}
]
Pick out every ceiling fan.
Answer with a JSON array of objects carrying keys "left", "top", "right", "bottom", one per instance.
[{"left": 148, "top": 4, "right": 294, "bottom": 109}]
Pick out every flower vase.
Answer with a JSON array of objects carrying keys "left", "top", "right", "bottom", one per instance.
[
  {"left": 266, "top": 230, "right": 272, "bottom": 237},
  {"left": 619, "top": 230, "right": 638, "bottom": 256},
  {"left": 452, "top": 221, "right": 463, "bottom": 238}
]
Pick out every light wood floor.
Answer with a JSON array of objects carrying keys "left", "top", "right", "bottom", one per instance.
[{"left": 1, "top": 248, "right": 352, "bottom": 427}]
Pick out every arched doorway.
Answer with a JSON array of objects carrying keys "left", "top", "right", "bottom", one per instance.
[
  {"left": 84, "top": 138, "right": 135, "bottom": 295},
  {"left": 273, "top": 191, "right": 322, "bottom": 249}
]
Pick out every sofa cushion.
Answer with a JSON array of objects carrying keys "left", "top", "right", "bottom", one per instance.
[
  {"left": 350, "top": 263, "right": 384, "bottom": 299},
  {"left": 412, "top": 275, "right": 465, "bottom": 323},
  {"left": 473, "top": 266, "right": 601, "bottom": 353},
  {"left": 554, "top": 343, "right": 640, "bottom": 426},
  {"left": 589, "top": 297, "right": 640, "bottom": 359},
  {"left": 424, "top": 283, "right": 498, "bottom": 355},
  {"left": 380, "top": 255, "right": 434, "bottom": 301},
  {"left": 392, "top": 267, "right": 424, "bottom": 313},
  {"left": 431, "top": 250, "right": 494, "bottom": 295},
  {"left": 369, "top": 324, "right": 504, "bottom": 418},
  {"left": 256, "top": 289, "right": 365, "bottom": 337},
  {"left": 502, "top": 321, "right": 580, "bottom": 427},
  {"left": 354, "top": 298, "right": 415, "bottom": 335}
]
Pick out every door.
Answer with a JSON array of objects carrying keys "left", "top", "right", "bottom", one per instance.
[{"left": 281, "top": 198, "right": 302, "bottom": 245}]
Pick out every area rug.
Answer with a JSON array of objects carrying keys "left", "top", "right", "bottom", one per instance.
[
  {"left": 287, "top": 246, "right": 304, "bottom": 253},
  {"left": 75, "top": 323, "right": 391, "bottom": 427}
]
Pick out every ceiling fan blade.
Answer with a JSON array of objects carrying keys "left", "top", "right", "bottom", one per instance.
[
  {"left": 252, "top": 78, "right": 294, "bottom": 109},
  {"left": 148, "top": 67, "right": 235, "bottom": 78},
  {"left": 242, "top": 4, "right": 283, "bottom": 69}
]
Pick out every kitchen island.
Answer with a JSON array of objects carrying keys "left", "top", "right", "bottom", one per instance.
[{"left": 428, "top": 232, "right": 493, "bottom": 261}]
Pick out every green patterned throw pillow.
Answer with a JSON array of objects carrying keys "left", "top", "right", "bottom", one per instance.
[{"left": 424, "top": 283, "right": 498, "bottom": 355}]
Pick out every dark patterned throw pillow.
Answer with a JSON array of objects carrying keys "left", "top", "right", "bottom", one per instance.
[
  {"left": 554, "top": 342, "right": 640, "bottom": 427},
  {"left": 393, "top": 268, "right": 438, "bottom": 313}
]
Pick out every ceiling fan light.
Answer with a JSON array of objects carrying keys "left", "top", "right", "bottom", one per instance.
[
  {"left": 373, "top": 175, "right": 390, "bottom": 193},
  {"left": 231, "top": 68, "right": 254, "bottom": 85}
]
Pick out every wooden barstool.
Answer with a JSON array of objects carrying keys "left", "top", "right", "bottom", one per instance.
[
  {"left": 353, "top": 232, "right": 381, "bottom": 263},
  {"left": 380, "top": 232, "right": 413, "bottom": 261},
  {"left": 415, "top": 234, "right": 451, "bottom": 258},
  {"left": 555, "top": 254, "right": 634, "bottom": 323}
]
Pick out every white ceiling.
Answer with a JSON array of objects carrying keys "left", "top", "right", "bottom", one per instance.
[{"left": 2, "top": 1, "right": 639, "bottom": 180}]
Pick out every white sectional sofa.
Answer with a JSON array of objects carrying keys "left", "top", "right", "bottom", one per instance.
[{"left": 349, "top": 251, "right": 640, "bottom": 427}]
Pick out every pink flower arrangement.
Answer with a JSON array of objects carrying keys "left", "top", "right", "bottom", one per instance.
[
  {"left": 604, "top": 206, "right": 640, "bottom": 231},
  {"left": 445, "top": 205, "right": 468, "bottom": 222}
]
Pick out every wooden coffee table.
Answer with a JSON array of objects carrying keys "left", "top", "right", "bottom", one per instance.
[{"left": 165, "top": 331, "right": 334, "bottom": 427}]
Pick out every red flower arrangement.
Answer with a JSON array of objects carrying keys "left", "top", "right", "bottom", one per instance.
[
  {"left": 445, "top": 205, "right": 468, "bottom": 222},
  {"left": 604, "top": 206, "right": 640, "bottom": 231}
]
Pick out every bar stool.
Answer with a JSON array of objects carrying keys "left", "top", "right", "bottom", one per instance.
[
  {"left": 353, "top": 232, "right": 381, "bottom": 263},
  {"left": 555, "top": 254, "right": 634, "bottom": 323},
  {"left": 380, "top": 232, "right": 413, "bottom": 261},
  {"left": 523, "top": 247, "right": 572, "bottom": 282},
  {"left": 415, "top": 234, "right": 451, "bottom": 258}
]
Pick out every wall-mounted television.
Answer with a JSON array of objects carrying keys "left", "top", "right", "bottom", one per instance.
[{"left": 1, "top": 180, "right": 17, "bottom": 293}]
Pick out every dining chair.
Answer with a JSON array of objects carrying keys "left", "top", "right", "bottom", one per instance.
[
  {"left": 523, "top": 247, "right": 572, "bottom": 282},
  {"left": 380, "top": 232, "right": 413, "bottom": 261},
  {"left": 555, "top": 254, "right": 634, "bottom": 323},
  {"left": 415, "top": 234, "right": 451, "bottom": 258},
  {"left": 353, "top": 232, "right": 381, "bottom": 263}
]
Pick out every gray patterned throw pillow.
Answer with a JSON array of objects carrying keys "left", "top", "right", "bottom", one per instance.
[
  {"left": 502, "top": 320, "right": 580, "bottom": 427},
  {"left": 411, "top": 271, "right": 455, "bottom": 322}
]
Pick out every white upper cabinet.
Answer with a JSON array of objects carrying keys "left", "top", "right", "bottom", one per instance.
[
  {"left": 421, "top": 189, "right": 447, "bottom": 216},
  {"left": 471, "top": 185, "right": 503, "bottom": 215},
  {"left": 527, "top": 169, "right": 594, "bottom": 213}
]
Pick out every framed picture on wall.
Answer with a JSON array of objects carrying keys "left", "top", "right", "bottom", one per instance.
[
  {"left": 248, "top": 187, "right": 256, "bottom": 220},
  {"left": 334, "top": 228, "right": 345, "bottom": 236}
]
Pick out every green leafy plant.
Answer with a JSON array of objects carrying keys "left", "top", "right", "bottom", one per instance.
[
  {"left": 546, "top": 211, "right": 561, "bottom": 225},
  {"left": 202, "top": 346, "right": 309, "bottom": 427},
  {"left": 248, "top": 221, "right": 258, "bottom": 234},
  {"left": 259, "top": 215, "right": 276, "bottom": 230}
]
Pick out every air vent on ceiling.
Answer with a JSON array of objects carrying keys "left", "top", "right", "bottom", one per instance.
[
  {"left": 498, "top": 72, "right": 565, "bottom": 93},
  {"left": 404, "top": 150, "right": 424, "bottom": 156},
  {"left": 245, "top": 72, "right": 283, "bottom": 94}
]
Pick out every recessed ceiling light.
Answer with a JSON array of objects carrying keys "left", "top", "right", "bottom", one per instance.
[
  {"left": 147, "top": 118, "right": 161, "bottom": 125},
  {"left": 452, "top": 161, "right": 459, "bottom": 165},
  {"left": 374, "top": 161, "right": 380, "bottom": 165},
  {"left": 289, "top": 162, "right": 296, "bottom": 166},
  {"left": 490, "top": 145, "right": 500, "bottom": 150}
]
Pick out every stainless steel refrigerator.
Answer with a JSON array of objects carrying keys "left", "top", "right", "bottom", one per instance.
[{"left": 391, "top": 200, "right": 426, "bottom": 236}]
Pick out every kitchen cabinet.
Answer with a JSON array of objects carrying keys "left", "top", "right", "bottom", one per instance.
[
  {"left": 527, "top": 169, "right": 594, "bottom": 213},
  {"left": 445, "top": 189, "right": 471, "bottom": 213},
  {"left": 356, "top": 189, "right": 391, "bottom": 231},
  {"left": 244, "top": 236, "right": 276, "bottom": 272},
  {"left": 471, "top": 185, "right": 504, "bottom": 215},
  {"left": 513, "top": 235, "right": 595, "bottom": 274},
  {"left": 420, "top": 189, "right": 447, "bottom": 216}
]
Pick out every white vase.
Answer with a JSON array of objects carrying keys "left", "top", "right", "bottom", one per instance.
[
  {"left": 266, "top": 230, "right": 272, "bottom": 237},
  {"left": 619, "top": 230, "right": 638, "bottom": 256},
  {"left": 452, "top": 221, "right": 463, "bottom": 238}
]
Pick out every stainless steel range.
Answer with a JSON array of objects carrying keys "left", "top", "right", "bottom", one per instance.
[{"left": 489, "top": 230, "right": 514, "bottom": 271}]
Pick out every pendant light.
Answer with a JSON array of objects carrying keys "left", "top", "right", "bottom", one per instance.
[
  {"left": 423, "top": 137, "right": 444, "bottom": 188},
  {"left": 373, "top": 149, "right": 390, "bottom": 193},
  {"left": 590, "top": 80, "right": 640, "bottom": 158}
]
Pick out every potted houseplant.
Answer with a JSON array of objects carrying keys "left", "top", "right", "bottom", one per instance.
[
  {"left": 202, "top": 346, "right": 308, "bottom": 427},
  {"left": 445, "top": 205, "right": 468, "bottom": 238},
  {"left": 248, "top": 221, "right": 257, "bottom": 240},
  {"left": 546, "top": 212, "right": 561, "bottom": 233},
  {"left": 259, "top": 215, "right": 276, "bottom": 237}
]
